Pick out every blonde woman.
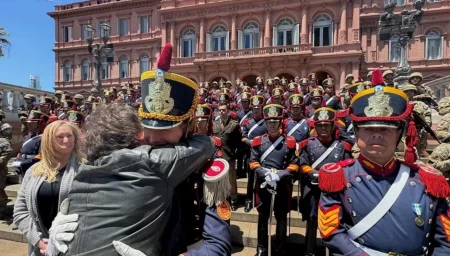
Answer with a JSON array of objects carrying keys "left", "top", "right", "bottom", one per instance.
[{"left": 13, "top": 120, "right": 82, "bottom": 256}]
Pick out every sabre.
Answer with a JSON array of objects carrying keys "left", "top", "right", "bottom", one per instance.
[{"left": 267, "top": 186, "right": 277, "bottom": 256}]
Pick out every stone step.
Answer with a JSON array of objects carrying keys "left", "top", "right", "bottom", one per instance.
[
  {"left": 5, "top": 184, "right": 21, "bottom": 198},
  {"left": 0, "top": 219, "right": 26, "bottom": 243},
  {"left": 231, "top": 201, "right": 305, "bottom": 228},
  {"left": 237, "top": 178, "right": 300, "bottom": 193},
  {"left": 230, "top": 220, "right": 325, "bottom": 252}
]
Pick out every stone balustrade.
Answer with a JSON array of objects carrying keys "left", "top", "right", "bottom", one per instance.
[{"left": 0, "top": 82, "right": 55, "bottom": 113}]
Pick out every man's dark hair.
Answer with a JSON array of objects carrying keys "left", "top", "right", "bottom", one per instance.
[
  {"left": 218, "top": 102, "right": 229, "bottom": 109},
  {"left": 82, "top": 103, "right": 142, "bottom": 162}
]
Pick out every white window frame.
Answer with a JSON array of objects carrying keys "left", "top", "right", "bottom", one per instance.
[
  {"left": 243, "top": 22, "right": 260, "bottom": 49},
  {"left": 276, "top": 18, "right": 294, "bottom": 46},
  {"left": 63, "top": 26, "right": 72, "bottom": 42},
  {"left": 81, "top": 25, "right": 90, "bottom": 40},
  {"left": 425, "top": 30, "right": 443, "bottom": 60},
  {"left": 119, "top": 19, "right": 129, "bottom": 36},
  {"left": 81, "top": 59, "right": 89, "bottom": 81},
  {"left": 139, "top": 55, "right": 150, "bottom": 75},
  {"left": 212, "top": 25, "right": 228, "bottom": 51},
  {"left": 182, "top": 29, "right": 196, "bottom": 57},
  {"left": 312, "top": 14, "right": 333, "bottom": 47},
  {"left": 140, "top": 16, "right": 149, "bottom": 34},
  {"left": 388, "top": 34, "right": 401, "bottom": 62},
  {"left": 63, "top": 62, "right": 72, "bottom": 82},
  {"left": 100, "top": 60, "right": 109, "bottom": 79},
  {"left": 119, "top": 55, "right": 129, "bottom": 78}
]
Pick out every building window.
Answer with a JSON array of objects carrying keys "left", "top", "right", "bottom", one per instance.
[
  {"left": 63, "top": 61, "right": 72, "bottom": 82},
  {"left": 276, "top": 18, "right": 294, "bottom": 46},
  {"left": 139, "top": 55, "right": 150, "bottom": 75},
  {"left": 97, "top": 21, "right": 108, "bottom": 37},
  {"left": 140, "top": 16, "right": 149, "bottom": 34},
  {"left": 119, "top": 55, "right": 129, "bottom": 78},
  {"left": 81, "top": 25, "right": 90, "bottom": 40},
  {"left": 425, "top": 30, "right": 443, "bottom": 60},
  {"left": 388, "top": 34, "right": 401, "bottom": 62},
  {"left": 243, "top": 22, "right": 260, "bottom": 49},
  {"left": 313, "top": 14, "right": 333, "bottom": 47},
  {"left": 81, "top": 59, "right": 89, "bottom": 80},
  {"left": 119, "top": 19, "right": 129, "bottom": 36},
  {"left": 63, "top": 26, "right": 72, "bottom": 42},
  {"left": 212, "top": 25, "right": 228, "bottom": 51},
  {"left": 100, "top": 60, "right": 109, "bottom": 79},
  {"left": 384, "top": 0, "right": 405, "bottom": 5},
  {"left": 182, "top": 29, "right": 196, "bottom": 57}
]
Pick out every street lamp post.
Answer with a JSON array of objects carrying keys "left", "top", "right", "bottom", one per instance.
[
  {"left": 85, "top": 23, "right": 114, "bottom": 99},
  {"left": 378, "top": 0, "right": 425, "bottom": 88}
]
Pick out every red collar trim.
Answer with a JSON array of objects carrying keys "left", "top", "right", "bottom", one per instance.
[{"left": 358, "top": 154, "right": 397, "bottom": 176}]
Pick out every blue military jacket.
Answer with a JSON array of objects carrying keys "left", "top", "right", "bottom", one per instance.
[
  {"left": 241, "top": 117, "right": 268, "bottom": 143},
  {"left": 283, "top": 117, "right": 310, "bottom": 142},
  {"left": 318, "top": 155, "right": 450, "bottom": 256}
]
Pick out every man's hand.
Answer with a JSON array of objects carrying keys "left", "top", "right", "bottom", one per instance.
[
  {"left": 113, "top": 241, "right": 147, "bottom": 256},
  {"left": 37, "top": 238, "right": 48, "bottom": 254},
  {"left": 264, "top": 172, "right": 280, "bottom": 182},
  {"left": 48, "top": 199, "right": 79, "bottom": 254}
]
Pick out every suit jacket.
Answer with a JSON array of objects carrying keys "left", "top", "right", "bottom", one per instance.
[{"left": 212, "top": 116, "right": 241, "bottom": 162}]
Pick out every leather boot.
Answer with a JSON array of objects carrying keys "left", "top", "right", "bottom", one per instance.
[
  {"left": 246, "top": 171, "right": 255, "bottom": 213},
  {"left": 231, "top": 199, "right": 238, "bottom": 211},
  {"left": 275, "top": 216, "right": 288, "bottom": 256},
  {"left": 256, "top": 213, "right": 269, "bottom": 256},
  {"left": 305, "top": 217, "right": 318, "bottom": 255},
  {"left": 244, "top": 199, "right": 252, "bottom": 213}
]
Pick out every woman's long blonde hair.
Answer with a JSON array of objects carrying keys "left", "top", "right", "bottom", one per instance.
[{"left": 32, "top": 120, "right": 83, "bottom": 182}]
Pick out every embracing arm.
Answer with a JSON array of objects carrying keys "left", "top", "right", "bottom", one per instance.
[{"left": 13, "top": 167, "right": 42, "bottom": 246}]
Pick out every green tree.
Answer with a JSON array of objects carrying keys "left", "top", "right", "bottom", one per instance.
[{"left": 0, "top": 27, "right": 11, "bottom": 57}]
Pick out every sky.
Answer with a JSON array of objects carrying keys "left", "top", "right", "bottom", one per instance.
[{"left": 0, "top": 0, "right": 76, "bottom": 92}]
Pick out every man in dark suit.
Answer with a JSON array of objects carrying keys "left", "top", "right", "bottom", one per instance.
[{"left": 213, "top": 102, "right": 242, "bottom": 211}]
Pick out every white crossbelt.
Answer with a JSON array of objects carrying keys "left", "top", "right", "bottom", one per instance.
[
  {"left": 239, "top": 111, "right": 253, "bottom": 126},
  {"left": 311, "top": 140, "right": 339, "bottom": 169},
  {"left": 287, "top": 119, "right": 306, "bottom": 137},
  {"left": 350, "top": 240, "right": 424, "bottom": 256},
  {"left": 347, "top": 165, "right": 411, "bottom": 240},
  {"left": 347, "top": 123, "right": 355, "bottom": 139},
  {"left": 248, "top": 119, "right": 264, "bottom": 137},
  {"left": 260, "top": 136, "right": 284, "bottom": 162}
]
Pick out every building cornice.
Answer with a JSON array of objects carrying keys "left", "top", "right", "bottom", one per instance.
[{"left": 48, "top": 0, "right": 160, "bottom": 19}]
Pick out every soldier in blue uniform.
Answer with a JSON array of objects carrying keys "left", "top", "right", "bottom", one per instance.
[
  {"left": 298, "top": 107, "right": 352, "bottom": 256},
  {"left": 263, "top": 78, "right": 274, "bottom": 101},
  {"left": 318, "top": 85, "right": 450, "bottom": 255},
  {"left": 283, "top": 94, "right": 310, "bottom": 142},
  {"left": 249, "top": 104, "right": 299, "bottom": 256},
  {"left": 306, "top": 88, "right": 324, "bottom": 118},
  {"left": 236, "top": 92, "right": 253, "bottom": 178},
  {"left": 241, "top": 95, "right": 268, "bottom": 212}
]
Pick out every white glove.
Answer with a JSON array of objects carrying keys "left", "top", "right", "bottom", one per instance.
[
  {"left": 264, "top": 172, "right": 280, "bottom": 182},
  {"left": 48, "top": 199, "right": 79, "bottom": 254},
  {"left": 113, "top": 241, "right": 147, "bottom": 256}
]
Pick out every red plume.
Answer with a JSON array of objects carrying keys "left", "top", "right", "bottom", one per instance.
[
  {"left": 157, "top": 44, "right": 173, "bottom": 72},
  {"left": 371, "top": 69, "right": 384, "bottom": 86},
  {"left": 357, "top": 76, "right": 363, "bottom": 82}
]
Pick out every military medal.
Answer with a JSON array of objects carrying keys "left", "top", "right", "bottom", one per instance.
[
  {"left": 411, "top": 203, "right": 424, "bottom": 227},
  {"left": 217, "top": 200, "right": 231, "bottom": 221}
]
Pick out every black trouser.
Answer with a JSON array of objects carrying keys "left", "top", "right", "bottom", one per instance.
[{"left": 245, "top": 150, "right": 253, "bottom": 201}]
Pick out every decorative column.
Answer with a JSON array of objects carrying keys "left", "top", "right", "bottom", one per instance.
[
  {"left": 334, "top": 20, "right": 339, "bottom": 45},
  {"left": 161, "top": 21, "right": 167, "bottom": 46},
  {"left": 339, "top": 62, "right": 347, "bottom": 86},
  {"left": 11, "top": 91, "right": 19, "bottom": 112},
  {"left": 352, "top": 0, "right": 360, "bottom": 43},
  {"left": 231, "top": 13, "right": 237, "bottom": 50},
  {"left": 301, "top": 6, "right": 308, "bottom": 44},
  {"left": 199, "top": 18, "right": 205, "bottom": 53},
  {"left": 1, "top": 90, "right": 8, "bottom": 110},
  {"left": 264, "top": 9, "right": 271, "bottom": 47},
  {"left": 339, "top": 0, "right": 348, "bottom": 44},
  {"left": 352, "top": 61, "right": 359, "bottom": 78},
  {"left": 170, "top": 21, "right": 175, "bottom": 47}
]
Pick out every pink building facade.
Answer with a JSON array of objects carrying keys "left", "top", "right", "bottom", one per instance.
[{"left": 49, "top": 0, "right": 450, "bottom": 99}]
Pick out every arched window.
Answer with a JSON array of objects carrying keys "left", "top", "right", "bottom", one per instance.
[
  {"left": 389, "top": 34, "right": 401, "bottom": 62},
  {"left": 243, "top": 22, "right": 259, "bottom": 49},
  {"left": 81, "top": 59, "right": 89, "bottom": 81},
  {"left": 100, "top": 59, "right": 109, "bottom": 79},
  {"left": 119, "top": 55, "right": 129, "bottom": 78},
  {"left": 139, "top": 54, "right": 150, "bottom": 75},
  {"left": 384, "top": 0, "right": 405, "bottom": 5},
  {"left": 182, "top": 28, "right": 196, "bottom": 57},
  {"left": 426, "top": 30, "right": 443, "bottom": 60},
  {"left": 313, "top": 14, "right": 333, "bottom": 47},
  {"left": 276, "top": 18, "right": 294, "bottom": 46},
  {"left": 63, "top": 61, "right": 72, "bottom": 82},
  {"left": 212, "top": 25, "right": 228, "bottom": 51}
]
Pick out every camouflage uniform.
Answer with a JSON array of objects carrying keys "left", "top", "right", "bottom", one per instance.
[
  {"left": 428, "top": 143, "right": 450, "bottom": 181},
  {"left": 0, "top": 122, "right": 12, "bottom": 218},
  {"left": 413, "top": 100, "right": 432, "bottom": 153},
  {"left": 436, "top": 97, "right": 450, "bottom": 142}
]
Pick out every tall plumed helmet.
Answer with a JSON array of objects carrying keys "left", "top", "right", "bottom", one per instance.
[
  {"left": 138, "top": 44, "right": 198, "bottom": 129},
  {"left": 371, "top": 69, "right": 384, "bottom": 87}
]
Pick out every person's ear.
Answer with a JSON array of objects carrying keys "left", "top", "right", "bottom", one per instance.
[{"left": 135, "top": 130, "right": 145, "bottom": 141}]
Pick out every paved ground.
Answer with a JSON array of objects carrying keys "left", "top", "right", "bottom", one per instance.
[{"left": 0, "top": 239, "right": 259, "bottom": 256}]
